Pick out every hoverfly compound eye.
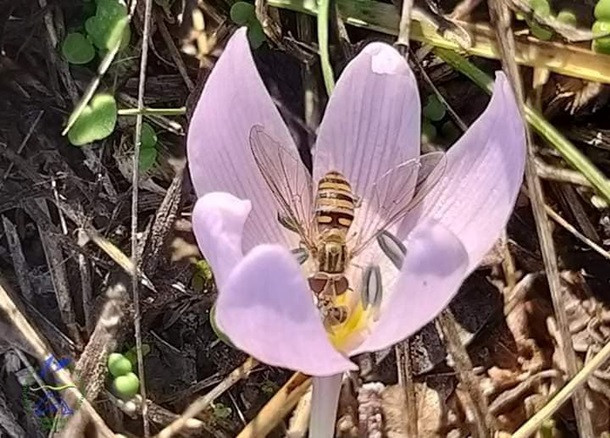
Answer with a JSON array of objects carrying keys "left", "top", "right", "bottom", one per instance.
[
  {"left": 308, "top": 277, "right": 328, "bottom": 294},
  {"left": 334, "top": 276, "right": 349, "bottom": 295}
]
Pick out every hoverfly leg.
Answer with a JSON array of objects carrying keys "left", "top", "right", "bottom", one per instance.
[
  {"left": 291, "top": 247, "right": 309, "bottom": 265},
  {"left": 377, "top": 230, "right": 406, "bottom": 270},
  {"left": 361, "top": 265, "right": 382, "bottom": 320}
]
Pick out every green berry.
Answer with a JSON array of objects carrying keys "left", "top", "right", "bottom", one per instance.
[
  {"left": 108, "top": 353, "right": 132, "bottom": 377},
  {"left": 230, "top": 2, "right": 255, "bottom": 26},
  {"left": 422, "top": 95, "right": 446, "bottom": 122},
  {"left": 421, "top": 120, "right": 437, "bottom": 143},
  {"left": 113, "top": 372, "right": 140, "bottom": 398},
  {"left": 595, "top": 0, "right": 610, "bottom": 21},
  {"left": 556, "top": 9, "right": 577, "bottom": 26},
  {"left": 441, "top": 120, "right": 460, "bottom": 143},
  {"left": 592, "top": 20, "right": 610, "bottom": 54}
]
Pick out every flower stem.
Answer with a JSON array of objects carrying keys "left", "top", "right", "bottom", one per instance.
[
  {"left": 309, "top": 373, "right": 343, "bottom": 438},
  {"left": 317, "top": 0, "right": 335, "bottom": 95}
]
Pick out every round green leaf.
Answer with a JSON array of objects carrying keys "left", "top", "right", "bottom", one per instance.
[
  {"left": 138, "top": 147, "right": 157, "bottom": 172},
  {"left": 247, "top": 21, "right": 266, "bottom": 49},
  {"left": 85, "top": 0, "right": 130, "bottom": 51},
  {"left": 556, "top": 9, "right": 577, "bottom": 26},
  {"left": 422, "top": 94, "right": 446, "bottom": 122},
  {"left": 62, "top": 33, "right": 95, "bottom": 64},
  {"left": 113, "top": 372, "right": 140, "bottom": 399},
  {"left": 140, "top": 122, "right": 157, "bottom": 149},
  {"left": 230, "top": 2, "right": 255, "bottom": 25},
  {"left": 595, "top": 0, "right": 610, "bottom": 21},
  {"left": 108, "top": 353, "right": 132, "bottom": 377},
  {"left": 68, "top": 93, "right": 117, "bottom": 146}
]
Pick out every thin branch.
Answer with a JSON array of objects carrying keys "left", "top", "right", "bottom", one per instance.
[{"left": 132, "top": 0, "right": 154, "bottom": 435}]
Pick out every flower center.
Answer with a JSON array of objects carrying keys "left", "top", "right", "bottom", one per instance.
[{"left": 324, "top": 291, "right": 370, "bottom": 351}]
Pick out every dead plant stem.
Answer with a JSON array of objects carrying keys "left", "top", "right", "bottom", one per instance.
[{"left": 132, "top": 0, "right": 154, "bottom": 435}]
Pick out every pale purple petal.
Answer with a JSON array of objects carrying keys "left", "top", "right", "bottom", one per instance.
[
  {"left": 187, "top": 27, "right": 299, "bottom": 250},
  {"left": 351, "top": 220, "right": 468, "bottom": 355},
  {"left": 191, "top": 192, "right": 250, "bottom": 288},
  {"left": 310, "top": 374, "right": 343, "bottom": 438},
  {"left": 216, "top": 245, "right": 357, "bottom": 376},
  {"left": 399, "top": 73, "right": 526, "bottom": 272},
  {"left": 313, "top": 43, "right": 421, "bottom": 205}
]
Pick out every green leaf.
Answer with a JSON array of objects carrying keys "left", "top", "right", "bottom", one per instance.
[
  {"left": 62, "top": 33, "right": 95, "bottom": 64},
  {"left": 529, "top": 0, "right": 551, "bottom": 16},
  {"left": 230, "top": 1, "right": 256, "bottom": 25},
  {"left": 124, "top": 344, "right": 151, "bottom": 366},
  {"left": 139, "top": 147, "right": 157, "bottom": 172},
  {"left": 213, "top": 403, "right": 232, "bottom": 419},
  {"left": 85, "top": 0, "right": 130, "bottom": 51},
  {"left": 527, "top": 17, "right": 554, "bottom": 40},
  {"left": 67, "top": 93, "right": 117, "bottom": 146},
  {"left": 140, "top": 122, "right": 157, "bottom": 149},
  {"left": 247, "top": 21, "right": 266, "bottom": 49}
]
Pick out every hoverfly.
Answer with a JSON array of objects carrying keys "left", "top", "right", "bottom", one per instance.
[{"left": 249, "top": 125, "right": 446, "bottom": 329}]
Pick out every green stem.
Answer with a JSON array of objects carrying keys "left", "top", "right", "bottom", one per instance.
[
  {"left": 435, "top": 47, "right": 610, "bottom": 202},
  {"left": 118, "top": 107, "right": 186, "bottom": 116},
  {"left": 317, "top": 0, "right": 335, "bottom": 95}
]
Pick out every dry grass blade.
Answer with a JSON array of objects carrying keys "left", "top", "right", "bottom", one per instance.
[
  {"left": 236, "top": 372, "right": 312, "bottom": 438},
  {"left": 156, "top": 357, "right": 258, "bottom": 438},
  {"left": 487, "top": 0, "right": 595, "bottom": 435}
]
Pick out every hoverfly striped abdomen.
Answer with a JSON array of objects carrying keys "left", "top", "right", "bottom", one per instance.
[{"left": 314, "top": 170, "right": 356, "bottom": 232}]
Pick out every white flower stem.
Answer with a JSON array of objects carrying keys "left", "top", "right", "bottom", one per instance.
[{"left": 309, "top": 373, "right": 343, "bottom": 438}]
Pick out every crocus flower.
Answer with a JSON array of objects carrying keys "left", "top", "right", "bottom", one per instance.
[{"left": 188, "top": 28, "right": 525, "bottom": 436}]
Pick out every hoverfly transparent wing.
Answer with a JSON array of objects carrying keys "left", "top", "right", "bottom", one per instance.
[
  {"left": 249, "top": 125, "right": 316, "bottom": 251},
  {"left": 349, "top": 151, "right": 447, "bottom": 257}
]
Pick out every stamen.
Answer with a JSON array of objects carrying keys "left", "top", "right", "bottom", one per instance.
[
  {"left": 377, "top": 230, "right": 406, "bottom": 269},
  {"left": 361, "top": 265, "right": 382, "bottom": 313},
  {"left": 291, "top": 247, "right": 309, "bottom": 265}
]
